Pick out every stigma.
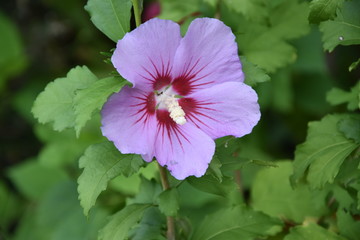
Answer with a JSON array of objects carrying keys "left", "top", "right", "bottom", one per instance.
[{"left": 156, "top": 89, "right": 186, "bottom": 125}]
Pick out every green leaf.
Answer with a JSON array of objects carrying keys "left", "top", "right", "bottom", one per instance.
[
  {"left": 77, "top": 142, "right": 144, "bottom": 215},
  {"left": 326, "top": 82, "right": 360, "bottom": 111},
  {"left": 98, "top": 204, "right": 151, "bottom": 240},
  {"left": 252, "top": 161, "right": 328, "bottom": 223},
  {"left": 158, "top": 0, "right": 200, "bottom": 22},
  {"left": 32, "top": 66, "right": 97, "bottom": 131},
  {"left": 291, "top": 114, "right": 359, "bottom": 189},
  {"left": 74, "top": 76, "right": 128, "bottom": 137},
  {"left": 284, "top": 223, "right": 346, "bottom": 240},
  {"left": 157, "top": 188, "right": 179, "bottom": 216},
  {"left": 269, "top": 0, "right": 310, "bottom": 40},
  {"left": 337, "top": 209, "right": 360, "bottom": 240},
  {"left": 320, "top": 0, "right": 360, "bottom": 52},
  {"left": 240, "top": 56, "right": 270, "bottom": 87},
  {"left": 7, "top": 159, "right": 69, "bottom": 200},
  {"left": 129, "top": 207, "right": 165, "bottom": 240},
  {"left": 207, "top": 155, "right": 223, "bottom": 182},
  {"left": 130, "top": 176, "right": 162, "bottom": 204},
  {"left": 349, "top": 58, "right": 360, "bottom": 72},
  {"left": 0, "top": 11, "right": 27, "bottom": 92},
  {"left": 338, "top": 114, "right": 360, "bottom": 143},
  {"left": 223, "top": 0, "right": 268, "bottom": 23},
  {"left": 85, "top": 0, "right": 132, "bottom": 42},
  {"left": 0, "top": 182, "right": 21, "bottom": 230},
  {"left": 237, "top": 28, "right": 296, "bottom": 73},
  {"left": 187, "top": 175, "right": 238, "bottom": 198},
  {"left": 309, "top": 0, "right": 344, "bottom": 24},
  {"left": 191, "top": 205, "right": 282, "bottom": 240}
]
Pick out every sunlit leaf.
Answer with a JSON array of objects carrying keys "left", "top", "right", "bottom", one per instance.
[
  {"left": 74, "top": 76, "right": 129, "bottom": 137},
  {"left": 252, "top": 161, "right": 328, "bottom": 223},
  {"left": 32, "top": 66, "right": 97, "bottom": 132},
  {"left": 284, "top": 223, "right": 346, "bottom": 240},
  {"left": 85, "top": 0, "right": 132, "bottom": 42}
]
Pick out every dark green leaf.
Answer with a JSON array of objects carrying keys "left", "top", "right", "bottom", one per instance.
[
  {"left": 77, "top": 142, "right": 144, "bottom": 215},
  {"left": 74, "top": 76, "right": 128, "bottom": 137},
  {"left": 309, "top": 0, "right": 344, "bottom": 24},
  {"left": 130, "top": 207, "right": 165, "bottom": 240},
  {"left": 338, "top": 114, "right": 360, "bottom": 143},
  {"left": 291, "top": 114, "right": 359, "bottom": 189},
  {"left": 192, "top": 205, "right": 282, "bottom": 240},
  {"left": 207, "top": 155, "right": 223, "bottom": 182},
  {"left": 187, "top": 175, "right": 238, "bottom": 198},
  {"left": 98, "top": 204, "right": 151, "bottom": 240},
  {"left": 157, "top": 188, "right": 179, "bottom": 216},
  {"left": 85, "top": 0, "right": 132, "bottom": 42},
  {"left": 320, "top": 0, "right": 360, "bottom": 51},
  {"left": 32, "top": 66, "right": 97, "bottom": 131}
]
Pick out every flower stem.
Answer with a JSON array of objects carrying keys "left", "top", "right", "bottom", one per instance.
[
  {"left": 158, "top": 163, "right": 176, "bottom": 240},
  {"left": 131, "top": 0, "right": 142, "bottom": 27}
]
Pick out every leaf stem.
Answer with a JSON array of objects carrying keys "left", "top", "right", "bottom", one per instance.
[
  {"left": 132, "top": 0, "right": 142, "bottom": 27},
  {"left": 158, "top": 164, "right": 176, "bottom": 240}
]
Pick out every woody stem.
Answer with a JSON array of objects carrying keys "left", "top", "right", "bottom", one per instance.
[{"left": 158, "top": 163, "right": 176, "bottom": 240}]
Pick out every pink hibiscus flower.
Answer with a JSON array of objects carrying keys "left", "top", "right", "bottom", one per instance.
[{"left": 101, "top": 18, "right": 260, "bottom": 180}]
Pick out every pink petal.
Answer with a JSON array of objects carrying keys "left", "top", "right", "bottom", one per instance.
[
  {"left": 111, "top": 18, "right": 181, "bottom": 91},
  {"left": 101, "top": 86, "right": 157, "bottom": 156},
  {"left": 179, "top": 82, "right": 260, "bottom": 139},
  {"left": 171, "top": 18, "right": 244, "bottom": 96},
  {"left": 154, "top": 110, "right": 215, "bottom": 180}
]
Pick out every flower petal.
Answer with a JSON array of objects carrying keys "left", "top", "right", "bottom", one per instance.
[
  {"left": 154, "top": 110, "right": 215, "bottom": 180},
  {"left": 180, "top": 82, "right": 260, "bottom": 139},
  {"left": 111, "top": 18, "right": 181, "bottom": 91},
  {"left": 101, "top": 86, "right": 157, "bottom": 156},
  {"left": 171, "top": 18, "right": 244, "bottom": 96}
]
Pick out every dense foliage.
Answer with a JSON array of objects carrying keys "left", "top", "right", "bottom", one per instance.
[{"left": 1, "top": 0, "right": 359, "bottom": 239}]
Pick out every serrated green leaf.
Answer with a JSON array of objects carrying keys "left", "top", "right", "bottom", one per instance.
[
  {"left": 240, "top": 56, "right": 270, "bottom": 86},
  {"left": 284, "top": 223, "right": 346, "bottom": 240},
  {"left": 7, "top": 159, "right": 69, "bottom": 200},
  {"left": 337, "top": 209, "right": 360, "bottom": 240},
  {"left": 192, "top": 205, "right": 282, "bottom": 240},
  {"left": 77, "top": 142, "right": 144, "bottom": 215},
  {"left": 32, "top": 66, "right": 97, "bottom": 131},
  {"left": 223, "top": 0, "right": 267, "bottom": 23},
  {"left": 338, "top": 114, "right": 360, "bottom": 143},
  {"left": 85, "top": 0, "right": 132, "bottom": 42},
  {"left": 332, "top": 185, "right": 355, "bottom": 210},
  {"left": 326, "top": 82, "right": 360, "bottom": 111},
  {"left": 319, "top": 0, "right": 360, "bottom": 51},
  {"left": 291, "top": 114, "right": 359, "bottom": 189},
  {"left": 237, "top": 29, "right": 296, "bottom": 73},
  {"left": 269, "top": 0, "right": 310, "bottom": 40},
  {"left": 130, "top": 176, "right": 162, "bottom": 204},
  {"left": 252, "top": 161, "right": 328, "bottom": 223},
  {"left": 74, "top": 76, "right": 128, "bottom": 137},
  {"left": 309, "top": 0, "right": 344, "bottom": 24},
  {"left": 157, "top": 188, "right": 179, "bottom": 216},
  {"left": 98, "top": 204, "right": 151, "bottom": 240}
]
